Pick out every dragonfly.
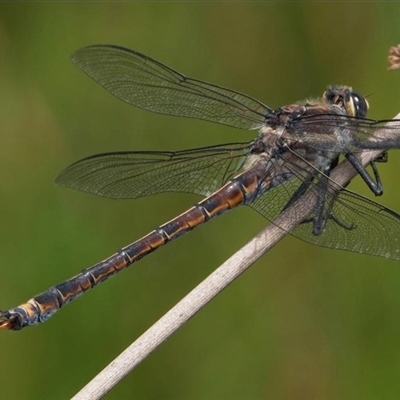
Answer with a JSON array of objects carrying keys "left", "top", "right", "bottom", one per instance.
[{"left": 1, "top": 45, "right": 400, "bottom": 331}]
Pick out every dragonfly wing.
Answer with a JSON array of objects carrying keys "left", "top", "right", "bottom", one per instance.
[
  {"left": 249, "top": 154, "right": 400, "bottom": 260},
  {"left": 286, "top": 115, "right": 400, "bottom": 153},
  {"left": 290, "top": 189, "right": 400, "bottom": 260},
  {"left": 56, "top": 142, "right": 250, "bottom": 199},
  {"left": 71, "top": 45, "right": 271, "bottom": 130}
]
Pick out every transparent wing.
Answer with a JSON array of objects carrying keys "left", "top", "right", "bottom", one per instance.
[
  {"left": 291, "top": 190, "right": 400, "bottom": 259},
  {"left": 56, "top": 142, "right": 250, "bottom": 199},
  {"left": 57, "top": 140, "right": 400, "bottom": 260},
  {"left": 71, "top": 45, "right": 271, "bottom": 130},
  {"left": 285, "top": 114, "right": 400, "bottom": 153},
  {"left": 71, "top": 45, "right": 400, "bottom": 153},
  {"left": 250, "top": 157, "right": 400, "bottom": 260}
]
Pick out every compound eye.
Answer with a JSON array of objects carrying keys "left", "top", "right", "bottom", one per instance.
[{"left": 350, "top": 92, "right": 369, "bottom": 118}]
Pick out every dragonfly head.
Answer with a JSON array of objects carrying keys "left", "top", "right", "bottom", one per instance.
[{"left": 323, "top": 85, "right": 369, "bottom": 118}]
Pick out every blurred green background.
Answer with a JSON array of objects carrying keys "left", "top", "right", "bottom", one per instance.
[{"left": 0, "top": 2, "right": 400, "bottom": 399}]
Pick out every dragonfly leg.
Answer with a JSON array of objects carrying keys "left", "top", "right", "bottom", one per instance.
[
  {"left": 310, "top": 165, "right": 355, "bottom": 234},
  {"left": 374, "top": 151, "right": 388, "bottom": 163},
  {"left": 279, "top": 173, "right": 315, "bottom": 213},
  {"left": 311, "top": 175, "right": 330, "bottom": 235},
  {"left": 303, "top": 183, "right": 355, "bottom": 234},
  {"left": 345, "top": 153, "right": 383, "bottom": 196},
  {"left": 328, "top": 214, "right": 355, "bottom": 230}
]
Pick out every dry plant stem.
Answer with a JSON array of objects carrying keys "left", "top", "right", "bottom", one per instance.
[
  {"left": 71, "top": 113, "right": 400, "bottom": 400},
  {"left": 71, "top": 206, "right": 300, "bottom": 400}
]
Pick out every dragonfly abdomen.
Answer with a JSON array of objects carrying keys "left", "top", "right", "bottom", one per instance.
[{"left": 0, "top": 171, "right": 258, "bottom": 330}]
